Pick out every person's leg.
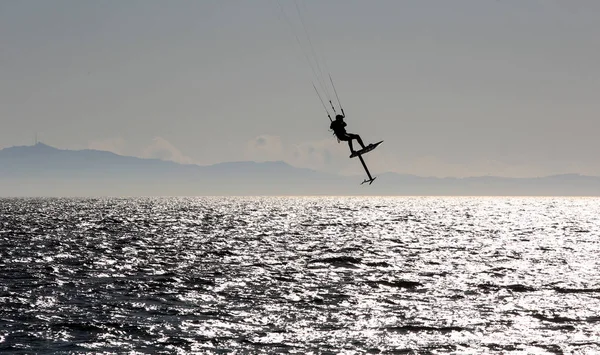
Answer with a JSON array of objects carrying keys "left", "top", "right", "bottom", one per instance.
[
  {"left": 348, "top": 133, "right": 366, "bottom": 149},
  {"left": 347, "top": 139, "right": 354, "bottom": 152},
  {"left": 336, "top": 134, "right": 354, "bottom": 152}
]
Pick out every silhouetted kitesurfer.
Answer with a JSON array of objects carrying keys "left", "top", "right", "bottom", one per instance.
[{"left": 330, "top": 113, "right": 366, "bottom": 155}]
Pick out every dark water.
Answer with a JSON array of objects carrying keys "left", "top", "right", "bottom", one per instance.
[{"left": 1, "top": 197, "right": 599, "bottom": 354}]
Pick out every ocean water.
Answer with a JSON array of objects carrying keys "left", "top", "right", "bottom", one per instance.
[{"left": 0, "top": 196, "right": 599, "bottom": 354}]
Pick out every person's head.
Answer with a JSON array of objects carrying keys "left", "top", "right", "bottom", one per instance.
[{"left": 335, "top": 114, "right": 344, "bottom": 120}]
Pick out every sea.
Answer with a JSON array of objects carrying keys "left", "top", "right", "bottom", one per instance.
[{"left": 0, "top": 196, "right": 599, "bottom": 354}]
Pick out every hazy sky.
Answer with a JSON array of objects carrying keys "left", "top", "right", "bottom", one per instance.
[{"left": 1, "top": 0, "right": 599, "bottom": 178}]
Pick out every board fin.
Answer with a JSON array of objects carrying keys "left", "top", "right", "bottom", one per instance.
[
  {"left": 356, "top": 153, "right": 376, "bottom": 185},
  {"left": 361, "top": 176, "right": 377, "bottom": 185}
]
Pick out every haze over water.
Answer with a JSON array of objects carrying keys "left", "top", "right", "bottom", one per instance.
[{"left": 1, "top": 196, "right": 599, "bottom": 353}]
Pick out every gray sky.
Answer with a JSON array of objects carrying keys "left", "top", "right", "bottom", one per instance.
[{"left": 1, "top": 0, "right": 599, "bottom": 178}]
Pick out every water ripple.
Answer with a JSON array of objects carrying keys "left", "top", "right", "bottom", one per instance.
[{"left": 1, "top": 196, "right": 599, "bottom": 353}]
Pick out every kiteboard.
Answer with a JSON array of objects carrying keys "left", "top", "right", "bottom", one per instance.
[{"left": 350, "top": 141, "right": 383, "bottom": 158}]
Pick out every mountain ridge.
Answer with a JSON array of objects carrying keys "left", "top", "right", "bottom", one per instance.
[{"left": 1, "top": 143, "right": 599, "bottom": 196}]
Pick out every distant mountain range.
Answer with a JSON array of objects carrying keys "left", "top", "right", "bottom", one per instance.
[{"left": 1, "top": 143, "right": 599, "bottom": 196}]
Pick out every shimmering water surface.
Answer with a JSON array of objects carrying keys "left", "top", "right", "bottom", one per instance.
[{"left": 1, "top": 197, "right": 599, "bottom": 354}]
